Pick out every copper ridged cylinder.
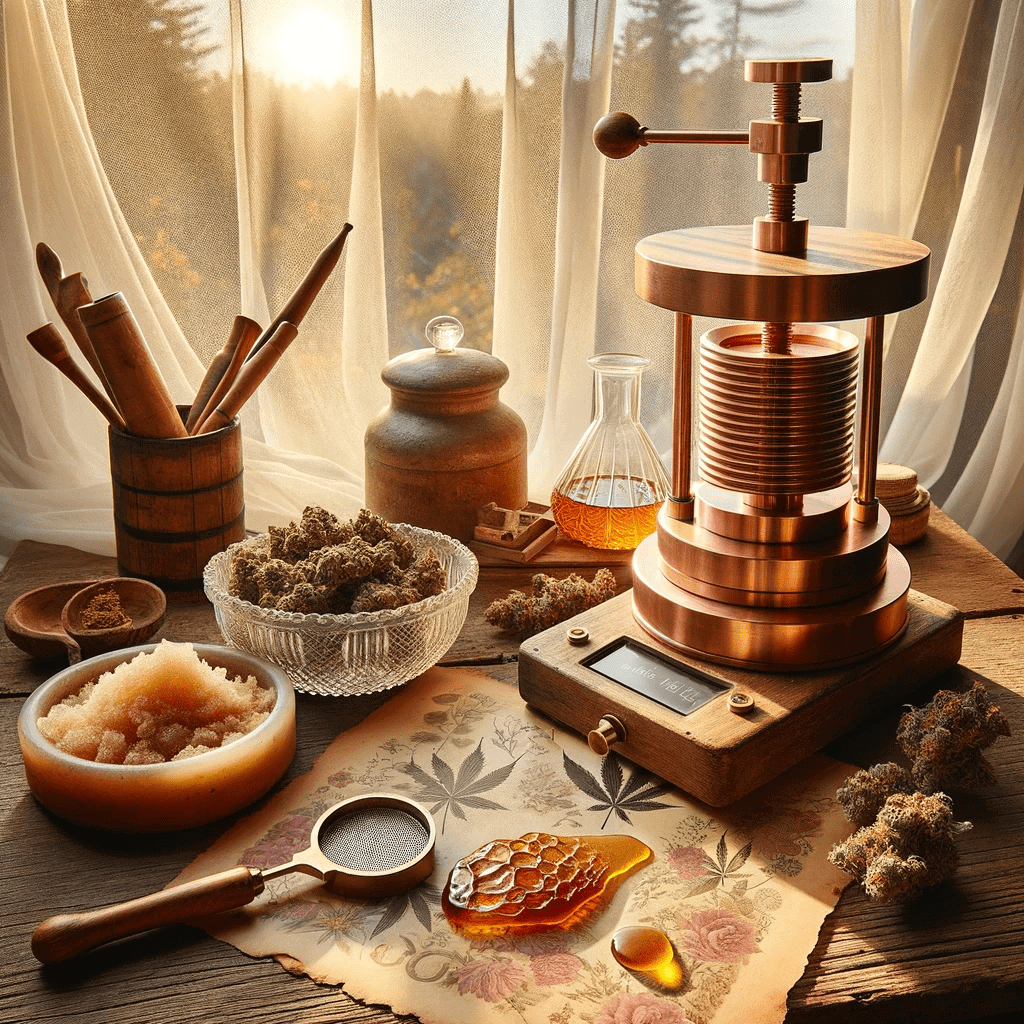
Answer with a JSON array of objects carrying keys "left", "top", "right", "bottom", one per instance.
[{"left": 697, "top": 323, "right": 858, "bottom": 498}]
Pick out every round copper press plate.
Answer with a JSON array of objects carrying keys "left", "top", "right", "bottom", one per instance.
[{"left": 631, "top": 534, "right": 911, "bottom": 670}]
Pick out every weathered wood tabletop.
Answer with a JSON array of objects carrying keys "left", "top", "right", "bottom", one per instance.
[{"left": 1, "top": 507, "right": 1022, "bottom": 1024}]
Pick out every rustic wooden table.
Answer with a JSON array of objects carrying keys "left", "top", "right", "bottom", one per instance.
[{"left": 1, "top": 508, "right": 1022, "bottom": 1024}]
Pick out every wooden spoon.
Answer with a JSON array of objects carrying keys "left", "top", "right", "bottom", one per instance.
[
  {"left": 4, "top": 578, "right": 166, "bottom": 662},
  {"left": 35, "top": 243, "right": 118, "bottom": 407},
  {"left": 4, "top": 579, "right": 100, "bottom": 659},
  {"left": 61, "top": 578, "right": 166, "bottom": 660}
]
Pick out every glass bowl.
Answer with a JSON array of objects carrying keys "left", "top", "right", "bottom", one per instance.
[{"left": 203, "top": 524, "right": 479, "bottom": 696}]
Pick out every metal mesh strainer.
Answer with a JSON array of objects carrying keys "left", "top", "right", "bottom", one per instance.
[
  {"left": 318, "top": 805, "right": 431, "bottom": 872},
  {"left": 32, "top": 793, "right": 437, "bottom": 964}
]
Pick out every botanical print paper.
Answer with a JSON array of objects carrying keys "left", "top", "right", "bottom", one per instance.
[{"left": 175, "top": 666, "right": 856, "bottom": 1024}]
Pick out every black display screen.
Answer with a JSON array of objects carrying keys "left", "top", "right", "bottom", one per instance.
[{"left": 585, "top": 640, "right": 728, "bottom": 716}]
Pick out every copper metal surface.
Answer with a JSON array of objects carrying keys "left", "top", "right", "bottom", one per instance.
[
  {"left": 670, "top": 311, "right": 693, "bottom": 515},
  {"left": 635, "top": 225, "right": 930, "bottom": 322},
  {"left": 655, "top": 502, "right": 891, "bottom": 601},
  {"left": 631, "top": 534, "right": 911, "bottom": 670},
  {"left": 695, "top": 482, "right": 851, "bottom": 544},
  {"left": 857, "top": 314, "right": 885, "bottom": 510},
  {"left": 697, "top": 324, "right": 858, "bottom": 497}
]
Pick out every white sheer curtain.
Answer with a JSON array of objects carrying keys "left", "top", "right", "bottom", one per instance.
[
  {"left": 849, "top": 0, "right": 1024, "bottom": 563},
  {"left": 1, "top": 0, "right": 1021, "bottom": 568}
]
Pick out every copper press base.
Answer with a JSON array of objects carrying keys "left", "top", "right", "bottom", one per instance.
[{"left": 631, "top": 531, "right": 911, "bottom": 670}]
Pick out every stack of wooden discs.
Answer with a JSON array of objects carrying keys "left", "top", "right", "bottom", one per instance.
[{"left": 876, "top": 463, "right": 931, "bottom": 545}]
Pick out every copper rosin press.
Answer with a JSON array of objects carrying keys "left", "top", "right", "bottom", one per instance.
[{"left": 518, "top": 59, "right": 964, "bottom": 806}]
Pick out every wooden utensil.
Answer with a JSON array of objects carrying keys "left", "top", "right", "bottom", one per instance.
[
  {"left": 27, "top": 324, "right": 125, "bottom": 429},
  {"left": 3, "top": 579, "right": 100, "bottom": 659},
  {"left": 61, "top": 578, "right": 166, "bottom": 659},
  {"left": 78, "top": 292, "right": 187, "bottom": 438},
  {"left": 194, "top": 322, "right": 298, "bottom": 435},
  {"left": 185, "top": 315, "right": 261, "bottom": 434},
  {"left": 35, "top": 243, "right": 117, "bottom": 407},
  {"left": 247, "top": 223, "right": 352, "bottom": 361}
]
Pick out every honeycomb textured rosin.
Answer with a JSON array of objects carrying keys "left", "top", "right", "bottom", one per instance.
[{"left": 441, "top": 832, "right": 652, "bottom": 937}]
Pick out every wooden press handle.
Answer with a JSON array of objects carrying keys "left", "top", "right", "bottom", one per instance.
[
  {"left": 31, "top": 866, "right": 264, "bottom": 964},
  {"left": 78, "top": 292, "right": 187, "bottom": 438},
  {"left": 27, "top": 323, "right": 125, "bottom": 429},
  {"left": 194, "top": 322, "right": 298, "bottom": 435},
  {"left": 186, "top": 315, "right": 261, "bottom": 434}
]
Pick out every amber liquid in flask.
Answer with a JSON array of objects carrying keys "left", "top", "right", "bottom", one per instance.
[{"left": 551, "top": 354, "right": 669, "bottom": 550}]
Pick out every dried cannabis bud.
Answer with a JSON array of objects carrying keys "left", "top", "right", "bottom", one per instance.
[
  {"left": 228, "top": 506, "right": 444, "bottom": 614},
  {"left": 836, "top": 762, "right": 916, "bottom": 827},
  {"left": 828, "top": 792, "right": 971, "bottom": 903},
  {"left": 484, "top": 568, "right": 617, "bottom": 634},
  {"left": 897, "top": 682, "right": 1012, "bottom": 792}
]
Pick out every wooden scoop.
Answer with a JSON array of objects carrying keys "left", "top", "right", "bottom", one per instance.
[
  {"left": 27, "top": 324, "right": 125, "bottom": 429},
  {"left": 61, "top": 578, "right": 166, "bottom": 660},
  {"left": 4, "top": 578, "right": 165, "bottom": 662},
  {"left": 3, "top": 580, "right": 99, "bottom": 659},
  {"left": 35, "top": 243, "right": 118, "bottom": 407}
]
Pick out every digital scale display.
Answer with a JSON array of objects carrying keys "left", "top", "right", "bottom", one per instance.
[{"left": 584, "top": 639, "right": 729, "bottom": 716}]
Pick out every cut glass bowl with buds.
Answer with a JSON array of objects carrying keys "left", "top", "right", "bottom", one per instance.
[{"left": 204, "top": 524, "right": 478, "bottom": 696}]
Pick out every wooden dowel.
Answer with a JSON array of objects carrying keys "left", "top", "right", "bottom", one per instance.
[
  {"left": 78, "top": 292, "right": 187, "bottom": 439},
  {"left": 184, "top": 315, "right": 261, "bottom": 433},
  {"left": 195, "top": 322, "right": 299, "bottom": 435},
  {"left": 188, "top": 317, "right": 262, "bottom": 434},
  {"left": 247, "top": 223, "right": 352, "bottom": 362},
  {"left": 27, "top": 323, "right": 125, "bottom": 429}
]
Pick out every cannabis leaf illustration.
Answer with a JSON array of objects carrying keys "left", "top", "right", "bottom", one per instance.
[
  {"left": 562, "top": 751, "right": 676, "bottom": 828},
  {"left": 399, "top": 739, "right": 518, "bottom": 832},
  {"left": 685, "top": 832, "right": 752, "bottom": 897},
  {"left": 370, "top": 882, "right": 442, "bottom": 939}
]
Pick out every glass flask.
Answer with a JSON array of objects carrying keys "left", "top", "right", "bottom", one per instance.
[{"left": 551, "top": 353, "right": 670, "bottom": 549}]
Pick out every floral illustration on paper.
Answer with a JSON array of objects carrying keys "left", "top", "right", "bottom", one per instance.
[{"left": 223, "top": 671, "right": 849, "bottom": 1024}]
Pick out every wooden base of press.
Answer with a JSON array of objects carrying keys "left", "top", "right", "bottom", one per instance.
[{"left": 518, "top": 588, "right": 963, "bottom": 807}]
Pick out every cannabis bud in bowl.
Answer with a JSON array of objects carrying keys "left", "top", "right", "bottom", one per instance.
[{"left": 204, "top": 507, "right": 478, "bottom": 697}]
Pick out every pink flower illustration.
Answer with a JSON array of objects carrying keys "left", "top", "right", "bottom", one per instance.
[
  {"left": 683, "top": 907, "right": 758, "bottom": 964},
  {"left": 453, "top": 958, "right": 526, "bottom": 1001},
  {"left": 666, "top": 844, "right": 708, "bottom": 880},
  {"left": 239, "top": 814, "right": 315, "bottom": 868},
  {"left": 596, "top": 992, "right": 688, "bottom": 1023},
  {"left": 530, "top": 952, "right": 582, "bottom": 986}
]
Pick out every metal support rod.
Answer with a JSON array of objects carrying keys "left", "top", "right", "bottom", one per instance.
[
  {"left": 855, "top": 314, "right": 884, "bottom": 522},
  {"left": 669, "top": 311, "right": 694, "bottom": 520},
  {"left": 641, "top": 128, "right": 750, "bottom": 145}
]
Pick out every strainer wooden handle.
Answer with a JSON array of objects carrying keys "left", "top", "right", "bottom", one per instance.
[{"left": 31, "top": 866, "right": 264, "bottom": 964}]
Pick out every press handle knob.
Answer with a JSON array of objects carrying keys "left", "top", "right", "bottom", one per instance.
[{"left": 588, "top": 714, "right": 627, "bottom": 756}]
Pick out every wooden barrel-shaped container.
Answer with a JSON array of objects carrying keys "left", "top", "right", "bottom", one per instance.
[{"left": 108, "top": 408, "right": 245, "bottom": 600}]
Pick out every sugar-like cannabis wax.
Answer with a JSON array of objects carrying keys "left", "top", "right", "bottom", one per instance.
[{"left": 36, "top": 640, "right": 274, "bottom": 765}]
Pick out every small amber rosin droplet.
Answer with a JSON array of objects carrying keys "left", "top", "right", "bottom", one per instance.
[
  {"left": 612, "top": 925, "right": 686, "bottom": 991},
  {"left": 441, "top": 832, "right": 652, "bottom": 938}
]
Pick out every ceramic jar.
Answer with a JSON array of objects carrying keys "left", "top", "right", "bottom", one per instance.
[{"left": 364, "top": 317, "right": 528, "bottom": 542}]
